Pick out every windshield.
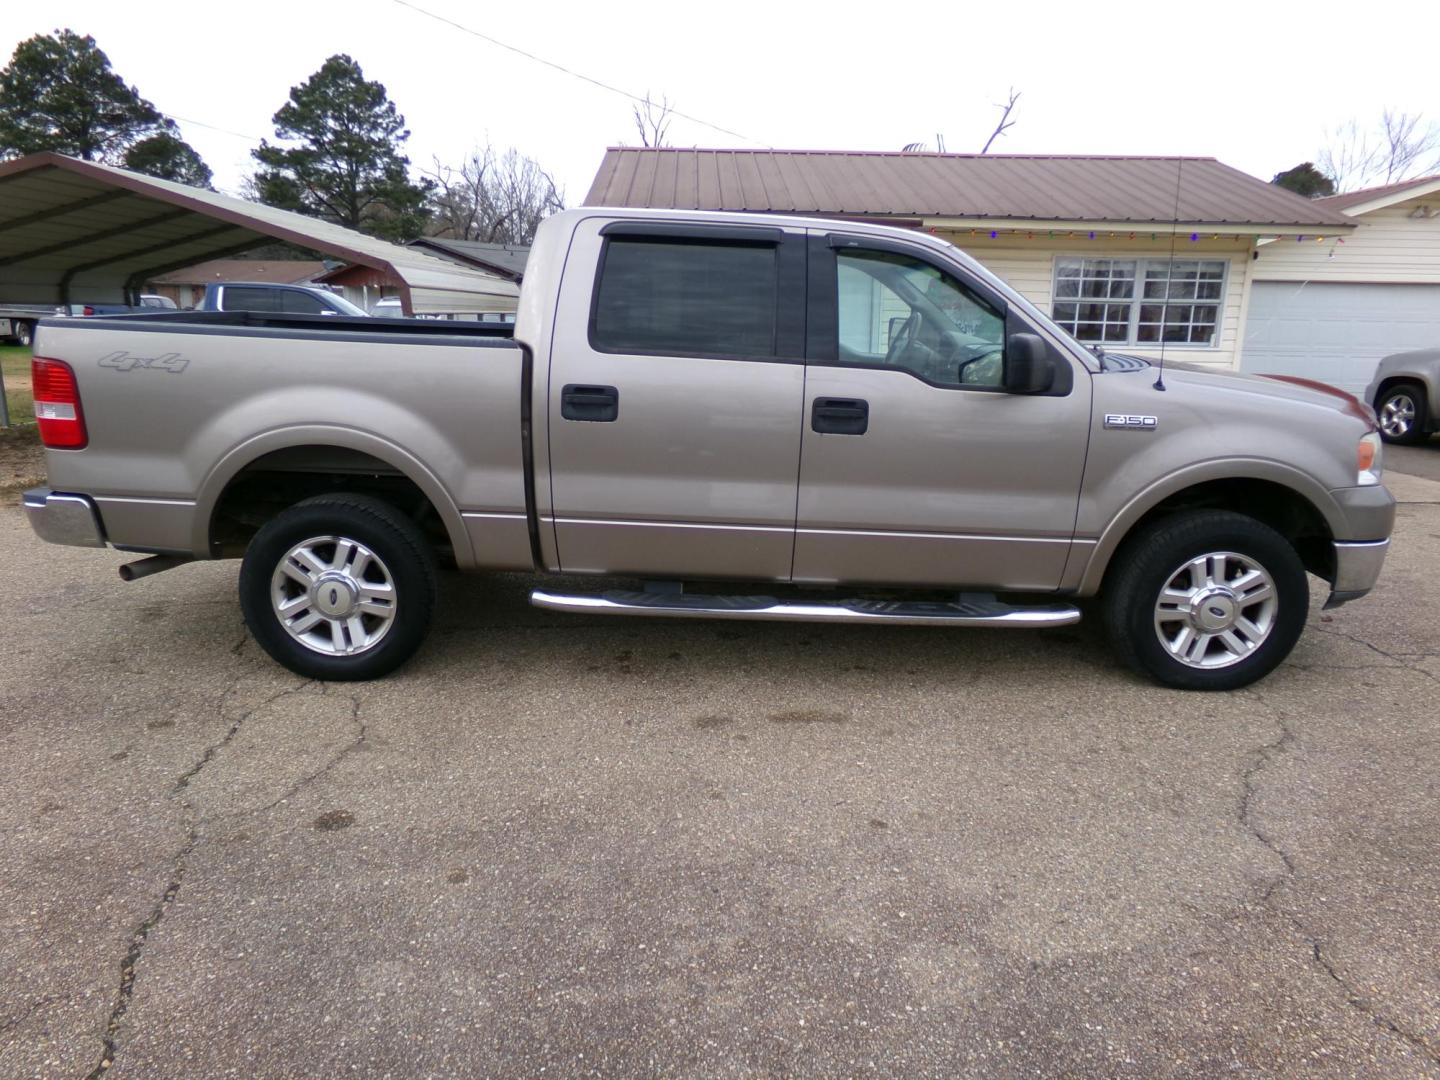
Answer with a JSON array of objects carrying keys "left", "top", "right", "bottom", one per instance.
[{"left": 326, "top": 291, "right": 369, "bottom": 317}]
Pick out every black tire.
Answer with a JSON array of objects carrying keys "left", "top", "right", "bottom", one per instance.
[
  {"left": 1101, "top": 510, "right": 1308, "bottom": 691},
  {"left": 1375, "top": 382, "right": 1428, "bottom": 445},
  {"left": 239, "top": 494, "right": 437, "bottom": 680},
  {"left": 14, "top": 321, "right": 33, "bottom": 348}
]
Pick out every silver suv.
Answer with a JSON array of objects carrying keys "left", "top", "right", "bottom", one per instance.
[{"left": 1367, "top": 348, "right": 1440, "bottom": 444}]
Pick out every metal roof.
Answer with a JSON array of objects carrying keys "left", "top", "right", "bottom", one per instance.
[
  {"left": 585, "top": 148, "right": 1355, "bottom": 231},
  {"left": 408, "top": 237, "right": 530, "bottom": 281},
  {"left": 0, "top": 152, "right": 519, "bottom": 314},
  {"left": 148, "top": 258, "right": 327, "bottom": 286}
]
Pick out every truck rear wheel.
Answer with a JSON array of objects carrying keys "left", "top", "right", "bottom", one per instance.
[
  {"left": 14, "top": 321, "right": 33, "bottom": 348},
  {"left": 1101, "top": 510, "right": 1308, "bottom": 691},
  {"left": 239, "top": 494, "right": 437, "bottom": 680}
]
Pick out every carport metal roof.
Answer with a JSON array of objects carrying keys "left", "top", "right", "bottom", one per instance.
[{"left": 0, "top": 152, "right": 519, "bottom": 314}]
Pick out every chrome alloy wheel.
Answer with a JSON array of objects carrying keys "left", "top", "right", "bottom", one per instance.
[
  {"left": 1153, "top": 551, "right": 1278, "bottom": 670},
  {"left": 270, "top": 535, "right": 397, "bottom": 656},
  {"left": 1380, "top": 393, "right": 1417, "bottom": 438}
]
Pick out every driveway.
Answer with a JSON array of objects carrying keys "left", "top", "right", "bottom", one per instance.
[
  {"left": 1, "top": 473, "right": 1437, "bottom": 1077},
  {"left": 1383, "top": 440, "right": 1440, "bottom": 483}
]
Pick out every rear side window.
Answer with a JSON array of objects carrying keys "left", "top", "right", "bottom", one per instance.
[
  {"left": 592, "top": 237, "right": 778, "bottom": 357},
  {"left": 221, "top": 286, "right": 280, "bottom": 313}
]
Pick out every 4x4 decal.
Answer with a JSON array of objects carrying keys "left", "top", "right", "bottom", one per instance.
[{"left": 98, "top": 350, "right": 189, "bottom": 373}]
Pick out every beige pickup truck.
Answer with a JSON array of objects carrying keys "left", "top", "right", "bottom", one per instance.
[{"left": 23, "top": 209, "right": 1394, "bottom": 690}]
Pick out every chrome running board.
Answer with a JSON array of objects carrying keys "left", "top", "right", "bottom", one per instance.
[{"left": 529, "top": 589, "right": 1080, "bottom": 628}]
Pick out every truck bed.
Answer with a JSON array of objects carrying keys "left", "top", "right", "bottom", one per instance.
[{"left": 32, "top": 309, "right": 531, "bottom": 570}]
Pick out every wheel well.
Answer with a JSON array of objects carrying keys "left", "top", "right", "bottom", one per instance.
[
  {"left": 209, "top": 446, "right": 451, "bottom": 559},
  {"left": 1117, "top": 478, "right": 1336, "bottom": 582},
  {"left": 1373, "top": 375, "right": 1426, "bottom": 408}
]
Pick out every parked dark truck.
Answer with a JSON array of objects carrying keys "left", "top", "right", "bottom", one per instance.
[{"left": 23, "top": 209, "right": 1394, "bottom": 690}]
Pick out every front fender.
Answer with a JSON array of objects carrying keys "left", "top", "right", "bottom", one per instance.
[{"left": 1072, "top": 458, "right": 1345, "bottom": 595}]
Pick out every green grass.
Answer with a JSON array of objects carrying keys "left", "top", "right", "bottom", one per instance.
[{"left": 1, "top": 343, "right": 33, "bottom": 427}]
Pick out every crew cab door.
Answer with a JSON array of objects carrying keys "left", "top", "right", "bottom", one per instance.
[
  {"left": 545, "top": 219, "right": 807, "bottom": 579},
  {"left": 793, "top": 233, "right": 1092, "bottom": 590}
]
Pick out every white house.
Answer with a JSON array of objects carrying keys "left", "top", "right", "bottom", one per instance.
[{"left": 1243, "top": 174, "right": 1440, "bottom": 393}]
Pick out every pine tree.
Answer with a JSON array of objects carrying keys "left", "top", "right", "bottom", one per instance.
[
  {"left": 251, "top": 55, "right": 432, "bottom": 242},
  {"left": 1270, "top": 162, "right": 1336, "bottom": 199},
  {"left": 0, "top": 29, "right": 210, "bottom": 186},
  {"left": 124, "top": 132, "right": 214, "bottom": 188}
]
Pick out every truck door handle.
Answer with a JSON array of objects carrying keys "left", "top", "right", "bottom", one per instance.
[
  {"left": 561, "top": 384, "right": 619, "bottom": 422},
  {"left": 811, "top": 397, "right": 869, "bottom": 435}
]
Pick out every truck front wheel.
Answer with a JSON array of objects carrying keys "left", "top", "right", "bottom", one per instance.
[
  {"left": 1376, "top": 382, "right": 1427, "bottom": 445},
  {"left": 1101, "top": 510, "right": 1308, "bottom": 691},
  {"left": 239, "top": 494, "right": 437, "bottom": 680}
]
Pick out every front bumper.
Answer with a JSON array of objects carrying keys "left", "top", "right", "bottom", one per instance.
[
  {"left": 1325, "top": 539, "right": 1389, "bottom": 608},
  {"left": 22, "top": 488, "right": 106, "bottom": 548}
]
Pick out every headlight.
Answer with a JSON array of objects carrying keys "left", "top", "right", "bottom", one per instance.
[{"left": 1358, "top": 432, "right": 1383, "bottom": 486}]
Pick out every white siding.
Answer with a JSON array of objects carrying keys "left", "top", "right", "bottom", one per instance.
[
  {"left": 933, "top": 231, "right": 1255, "bottom": 369},
  {"left": 1252, "top": 201, "right": 1440, "bottom": 284}
]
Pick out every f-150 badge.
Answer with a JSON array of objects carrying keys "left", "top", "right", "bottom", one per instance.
[{"left": 1103, "top": 414, "right": 1158, "bottom": 430}]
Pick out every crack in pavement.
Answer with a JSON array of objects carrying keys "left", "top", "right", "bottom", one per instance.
[
  {"left": 1241, "top": 687, "right": 1440, "bottom": 1066},
  {"left": 84, "top": 668, "right": 316, "bottom": 1079},
  {"left": 0, "top": 993, "right": 69, "bottom": 1036},
  {"left": 216, "top": 685, "right": 369, "bottom": 824},
  {"left": 1311, "top": 624, "right": 1440, "bottom": 688}
]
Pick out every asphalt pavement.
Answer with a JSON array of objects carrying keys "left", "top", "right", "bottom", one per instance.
[
  {"left": 1384, "top": 439, "right": 1440, "bottom": 483},
  {"left": 1, "top": 465, "right": 1438, "bottom": 1077}
]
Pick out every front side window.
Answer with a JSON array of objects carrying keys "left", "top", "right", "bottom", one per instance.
[
  {"left": 593, "top": 237, "right": 778, "bottom": 357},
  {"left": 835, "top": 248, "right": 1006, "bottom": 388},
  {"left": 282, "top": 290, "right": 329, "bottom": 314},
  {"left": 1052, "top": 257, "right": 1225, "bottom": 346}
]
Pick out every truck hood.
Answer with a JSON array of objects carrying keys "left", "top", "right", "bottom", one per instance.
[{"left": 1104, "top": 355, "right": 1375, "bottom": 424}]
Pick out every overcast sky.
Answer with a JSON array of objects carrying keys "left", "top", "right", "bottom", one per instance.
[{"left": 11, "top": 1, "right": 1439, "bottom": 202}]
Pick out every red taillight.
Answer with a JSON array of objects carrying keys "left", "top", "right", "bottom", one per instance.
[
  {"left": 32, "top": 358, "right": 88, "bottom": 449},
  {"left": 82, "top": 306, "right": 95, "bottom": 316}
]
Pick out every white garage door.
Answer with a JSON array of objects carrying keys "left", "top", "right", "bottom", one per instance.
[{"left": 1241, "top": 282, "right": 1440, "bottom": 396}]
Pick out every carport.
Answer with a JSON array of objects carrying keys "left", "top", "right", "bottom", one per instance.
[{"left": 0, "top": 152, "right": 519, "bottom": 316}]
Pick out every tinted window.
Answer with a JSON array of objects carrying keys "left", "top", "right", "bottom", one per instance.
[
  {"left": 221, "top": 286, "right": 281, "bottom": 313},
  {"left": 835, "top": 249, "right": 1006, "bottom": 388},
  {"left": 593, "top": 238, "right": 778, "bottom": 357},
  {"left": 282, "top": 290, "right": 330, "bottom": 314}
]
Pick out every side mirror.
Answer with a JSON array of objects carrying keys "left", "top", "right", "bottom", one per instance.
[{"left": 1004, "top": 333, "right": 1055, "bottom": 394}]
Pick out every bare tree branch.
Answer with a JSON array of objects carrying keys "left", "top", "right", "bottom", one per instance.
[
  {"left": 980, "top": 89, "right": 1020, "bottom": 154},
  {"left": 902, "top": 90, "right": 1020, "bottom": 155},
  {"left": 424, "top": 144, "right": 564, "bottom": 245},
  {"left": 632, "top": 92, "right": 673, "bottom": 148},
  {"left": 1319, "top": 109, "right": 1440, "bottom": 192}
]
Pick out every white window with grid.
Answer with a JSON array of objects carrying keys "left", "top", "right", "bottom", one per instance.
[{"left": 1051, "top": 257, "right": 1226, "bottom": 347}]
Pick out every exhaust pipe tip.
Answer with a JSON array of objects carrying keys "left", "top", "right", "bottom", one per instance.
[{"left": 119, "top": 554, "right": 191, "bottom": 582}]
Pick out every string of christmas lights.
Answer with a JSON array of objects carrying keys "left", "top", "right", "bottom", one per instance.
[{"left": 932, "top": 227, "right": 1345, "bottom": 245}]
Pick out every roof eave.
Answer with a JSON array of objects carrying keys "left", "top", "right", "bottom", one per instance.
[
  {"left": 920, "top": 216, "right": 1355, "bottom": 236},
  {"left": 1322, "top": 177, "right": 1440, "bottom": 218}
]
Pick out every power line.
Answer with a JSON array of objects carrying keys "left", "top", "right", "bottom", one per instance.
[
  {"left": 388, "top": 0, "right": 766, "bottom": 146},
  {"left": 168, "top": 113, "right": 267, "bottom": 143}
]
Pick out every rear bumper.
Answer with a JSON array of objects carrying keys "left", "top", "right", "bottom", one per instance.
[
  {"left": 22, "top": 488, "right": 106, "bottom": 548},
  {"left": 1325, "top": 539, "right": 1389, "bottom": 608}
]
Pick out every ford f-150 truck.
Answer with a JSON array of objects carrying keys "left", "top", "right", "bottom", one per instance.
[{"left": 22, "top": 208, "right": 1395, "bottom": 690}]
